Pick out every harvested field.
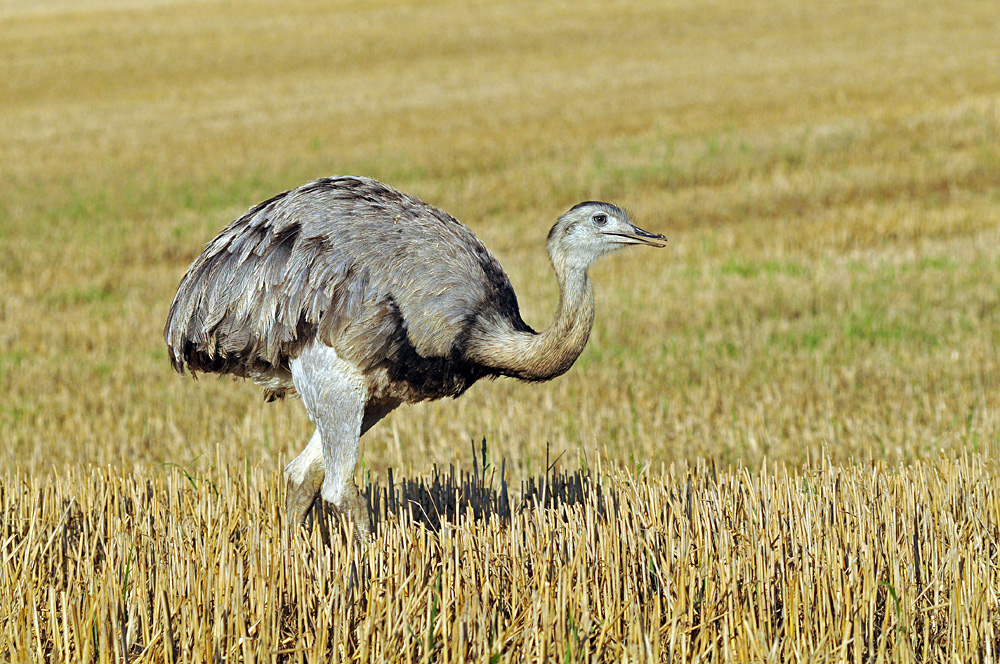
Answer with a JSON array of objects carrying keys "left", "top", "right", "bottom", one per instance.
[
  {"left": 2, "top": 0, "right": 999, "bottom": 660},
  {"left": 3, "top": 456, "right": 1000, "bottom": 662}
]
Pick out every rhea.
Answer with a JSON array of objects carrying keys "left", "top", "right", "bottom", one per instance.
[{"left": 164, "top": 176, "right": 665, "bottom": 537}]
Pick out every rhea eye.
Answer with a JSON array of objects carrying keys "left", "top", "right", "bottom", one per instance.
[{"left": 593, "top": 213, "right": 608, "bottom": 226}]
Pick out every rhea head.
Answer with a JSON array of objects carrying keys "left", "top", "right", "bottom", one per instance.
[{"left": 547, "top": 201, "right": 666, "bottom": 272}]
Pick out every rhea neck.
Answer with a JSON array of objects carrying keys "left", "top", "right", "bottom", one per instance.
[{"left": 471, "top": 243, "right": 596, "bottom": 382}]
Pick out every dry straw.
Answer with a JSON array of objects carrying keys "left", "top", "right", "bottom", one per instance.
[{"left": 2, "top": 454, "right": 998, "bottom": 662}]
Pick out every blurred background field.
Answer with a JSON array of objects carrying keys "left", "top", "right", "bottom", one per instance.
[
  {"left": 3, "top": 0, "right": 998, "bottom": 477},
  {"left": 2, "top": 0, "right": 1000, "bottom": 660}
]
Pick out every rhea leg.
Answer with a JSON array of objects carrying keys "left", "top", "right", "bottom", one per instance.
[
  {"left": 284, "top": 410, "right": 400, "bottom": 531},
  {"left": 284, "top": 429, "right": 324, "bottom": 528},
  {"left": 289, "top": 343, "right": 371, "bottom": 540}
]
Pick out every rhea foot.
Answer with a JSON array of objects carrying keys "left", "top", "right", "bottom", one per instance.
[{"left": 319, "top": 481, "right": 371, "bottom": 545}]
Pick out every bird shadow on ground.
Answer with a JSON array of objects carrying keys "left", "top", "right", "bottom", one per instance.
[{"left": 304, "top": 451, "right": 609, "bottom": 540}]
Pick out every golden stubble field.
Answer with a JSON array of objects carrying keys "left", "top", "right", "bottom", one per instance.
[{"left": 2, "top": 0, "right": 1000, "bottom": 660}]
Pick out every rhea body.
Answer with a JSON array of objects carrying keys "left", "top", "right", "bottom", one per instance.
[{"left": 164, "top": 176, "right": 665, "bottom": 536}]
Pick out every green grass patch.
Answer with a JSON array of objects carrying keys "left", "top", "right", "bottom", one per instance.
[
  {"left": 844, "top": 310, "right": 939, "bottom": 347},
  {"left": 719, "top": 258, "right": 808, "bottom": 279},
  {"left": 45, "top": 284, "right": 118, "bottom": 308}
]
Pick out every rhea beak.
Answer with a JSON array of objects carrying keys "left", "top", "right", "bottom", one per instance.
[{"left": 603, "top": 224, "right": 667, "bottom": 248}]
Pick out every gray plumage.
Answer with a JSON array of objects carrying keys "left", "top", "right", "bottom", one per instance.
[
  {"left": 166, "top": 177, "right": 531, "bottom": 403},
  {"left": 164, "top": 175, "right": 665, "bottom": 538}
]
